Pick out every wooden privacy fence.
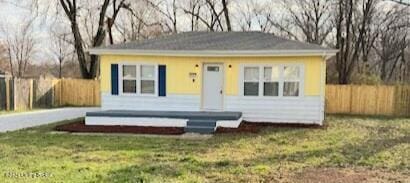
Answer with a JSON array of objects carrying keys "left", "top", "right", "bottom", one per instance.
[
  {"left": 326, "top": 85, "right": 410, "bottom": 117},
  {"left": 0, "top": 78, "right": 100, "bottom": 111}
]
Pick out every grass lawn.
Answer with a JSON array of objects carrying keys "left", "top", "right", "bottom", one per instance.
[{"left": 0, "top": 115, "right": 409, "bottom": 183}]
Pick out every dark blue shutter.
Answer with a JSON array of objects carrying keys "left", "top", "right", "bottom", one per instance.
[
  {"left": 158, "top": 65, "right": 166, "bottom": 97},
  {"left": 111, "top": 64, "right": 119, "bottom": 95}
]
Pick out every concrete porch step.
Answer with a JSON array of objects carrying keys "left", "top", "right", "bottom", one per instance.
[
  {"left": 186, "top": 119, "right": 216, "bottom": 127},
  {"left": 184, "top": 126, "right": 216, "bottom": 134}
]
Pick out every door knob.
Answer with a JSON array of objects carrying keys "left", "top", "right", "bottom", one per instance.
[{"left": 220, "top": 90, "right": 223, "bottom": 94}]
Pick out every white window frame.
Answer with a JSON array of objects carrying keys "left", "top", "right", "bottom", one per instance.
[
  {"left": 119, "top": 63, "right": 158, "bottom": 96},
  {"left": 263, "top": 66, "right": 281, "bottom": 97},
  {"left": 240, "top": 63, "right": 304, "bottom": 98},
  {"left": 243, "top": 66, "right": 260, "bottom": 96},
  {"left": 283, "top": 65, "right": 302, "bottom": 97},
  {"left": 121, "top": 65, "right": 138, "bottom": 94}
]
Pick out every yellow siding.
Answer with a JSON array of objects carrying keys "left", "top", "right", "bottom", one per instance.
[{"left": 100, "top": 55, "right": 325, "bottom": 96}]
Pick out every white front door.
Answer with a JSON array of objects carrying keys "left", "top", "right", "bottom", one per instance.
[{"left": 202, "top": 64, "right": 224, "bottom": 110}]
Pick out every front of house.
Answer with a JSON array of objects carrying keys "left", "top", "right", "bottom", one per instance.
[{"left": 87, "top": 32, "right": 337, "bottom": 133}]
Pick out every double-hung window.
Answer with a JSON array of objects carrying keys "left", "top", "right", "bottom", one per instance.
[
  {"left": 122, "top": 65, "right": 137, "bottom": 94},
  {"left": 121, "top": 64, "right": 156, "bottom": 95},
  {"left": 283, "top": 66, "right": 300, "bottom": 97},
  {"left": 243, "top": 65, "right": 302, "bottom": 97},
  {"left": 263, "top": 66, "right": 280, "bottom": 96},
  {"left": 244, "top": 67, "right": 260, "bottom": 96},
  {"left": 140, "top": 65, "right": 155, "bottom": 94}
]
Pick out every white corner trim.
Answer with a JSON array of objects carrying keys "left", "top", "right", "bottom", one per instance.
[{"left": 89, "top": 49, "right": 339, "bottom": 57}]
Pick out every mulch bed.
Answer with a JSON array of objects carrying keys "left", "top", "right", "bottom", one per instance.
[
  {"left": 55, "top": 120, "right": 322, "bottom": 135},
  {"left": 55, "top": 121, "right": 185, "bottom": 135},
  {"left": 216, "top": 121, "right": 322, "bottom": 133}
]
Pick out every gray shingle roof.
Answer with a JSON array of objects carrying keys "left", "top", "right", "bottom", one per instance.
[{"left": 96, "top": 31, "right": 331, "bottom": 51}]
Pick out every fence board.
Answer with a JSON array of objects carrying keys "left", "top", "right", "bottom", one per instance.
[
  {"left": 33, "top": 79, "right": 54, "bottom": 108},
  {"left": 13, "top": 79, "right": 33, "bottom": 111},
  {"left": 325, "top": 85, "right": 351, "bottom": 114},
  {"left": 0, "top": 78, "right": 6, "bottom": 110},
  {"left": 394, "top": 85, "right": 410, "bottom": 116},
  {"left": 57, "top": 79, "right": 100, "bottom": 106}
]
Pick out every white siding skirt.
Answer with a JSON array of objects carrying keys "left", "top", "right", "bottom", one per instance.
[
  {"left": 85, "top": 117, "right": 242, "bottom": 128},
  {"left": 100, "top": 93, "right": 324, "bottom": 125}
]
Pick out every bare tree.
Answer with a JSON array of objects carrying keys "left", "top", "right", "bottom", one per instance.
[
  {"left": 115, "top": 0, "right": 163, "bottom": 41},
  {"left": 143, "top": 0, "right": 178, "bottom": 33},
  {"left": 107, "top": 0, "right": 128, "bottom": 44},
  {"left": 332, "top": 0, "right": 378, "bottom": 84},
  {"left": 221, "top": 0, "right": 231, "bottom": 31},
  {"left": 235, "top": 0, "right": 272, "bottom": 32},
  {"left": 268, "top": 0, "right": 332, "bottom": 44},
  {"left": 1, "top": 18, "right": 37, "bottom": 78},
  {"left": 50, "top": 31, "right": 73, "bottom": 78},
  {"left": 182, "top": 0, "right": 202, "bottom": 31},
  {"left": 182, "top": 0, "right": 230, "bottom": 31},
  {"left": 373, "top": 6, "right": 409, "bottom": 82},
  {"left": 58, "top": 0, "right": 127, "bottom": 79}
]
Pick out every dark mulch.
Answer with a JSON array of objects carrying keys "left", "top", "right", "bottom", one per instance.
[
  {"left": 55, "top": 120, "right": 322, "bottom": 135},
  {"left": 216, "top": 121, "right": 322, "bottom": 133},
  {"left": 55, "top": 121, "right": 185, "bottom": 135}
]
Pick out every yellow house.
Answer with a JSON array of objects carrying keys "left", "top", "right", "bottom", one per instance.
[{"left": 87, "top": 32, "right": 337, "bottom": 133}]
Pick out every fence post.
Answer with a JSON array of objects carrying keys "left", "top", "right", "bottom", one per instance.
[
  {"left": 5, "top": 79, "right": 10, "bottom": 111},
  {"left": 29, "top": 79, "right": 33, "bottom": 110},
  {"left": 349, "top": 85, "right": 353, "bottom": 114}
]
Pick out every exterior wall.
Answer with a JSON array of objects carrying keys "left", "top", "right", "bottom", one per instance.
[
  {"left": 99, "top": 55, "right": 326, "bottom": 124},
  {"left": 225, "top": 96, "right": 322, "bottom": 124},
  {"left": 101, "top": 93, "right": 200, "bottom": 111},
  {"left": 100, "top": 55, "right": 324, "bottom": 96}
]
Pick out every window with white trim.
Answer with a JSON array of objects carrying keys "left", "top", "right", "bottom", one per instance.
[
  {"left": 140, "top": 65, "right": 155, "bottom": 94},
  {"left": 121, "top": 64, "right": 157, "bottom": 95},
  {"left": 244, "top": 67, "right": 259, "bottom": 96},
  {"left": 122, "top": 65, "right": 137, "bottom": 93},
  {"left": 243, "top": 65, "right": 302, "bottom": 97},
  {"left": 263, "top": 66, "right": 280, "bottom": 96},
  {"left": 283, "top": 66, "right": 300, "bottom": 96}
]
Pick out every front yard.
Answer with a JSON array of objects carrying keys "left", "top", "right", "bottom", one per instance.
[{"left": 0, "top": 115, "right": 409, "bottom": 182}]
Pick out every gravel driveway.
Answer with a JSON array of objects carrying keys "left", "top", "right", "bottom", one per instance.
[{"left": 0, "top": 107, "right": 100, "bottom": 132}]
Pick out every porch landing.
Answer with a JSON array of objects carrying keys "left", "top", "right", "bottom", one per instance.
[{"left": 85, "top": 110, "right": 242, "bottom": 134}]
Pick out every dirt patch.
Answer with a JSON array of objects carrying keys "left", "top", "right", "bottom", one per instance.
[
  {"left": 291, "top": 167, "right": 410, "bottom": 183},
  {"left": 55, "top": 120, "right": 321, "bottom": 135},
  {"left": 55, "top": 121, "right": 185, "bottom": 135},
  {"left": 216, "top": 121, "right": 322, "bottom": 133}
]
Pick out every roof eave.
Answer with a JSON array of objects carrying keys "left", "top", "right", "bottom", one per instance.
[{"left": 88, "top": 49, "right": 339, "bottom": 57}]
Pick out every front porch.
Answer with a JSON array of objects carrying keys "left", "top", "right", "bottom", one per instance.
[{"left": 85, "top": 110, "right": 243, "bottom": 134}]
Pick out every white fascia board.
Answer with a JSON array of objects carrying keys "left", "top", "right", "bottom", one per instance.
[{"left": 88, "top": 49, "right": 339, "bottom": 57}]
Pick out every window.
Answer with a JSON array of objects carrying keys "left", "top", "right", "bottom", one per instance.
[
  {"left": 244, "top": 67, "right": 259, "bottom": 96},
  {"left": 242, "top": 65, "right": 302, "bottom": 97},
  {"left": 122, "top": 65, "right": 137, "bottom": 93},
  {"left": 140, "top": 65, "right": 155, "bottom": 94},
  {"left": 263, "top": 66, "right": 279, "bottom": 96},
  {"left": 207, "top": 66, "right": 219, "bottom": 72},
  {"left": 283, "top": 66, "right": 300, "bottom": 96},
  {"left": 121, "top": 64, "right": 157, "bottom": 95}
]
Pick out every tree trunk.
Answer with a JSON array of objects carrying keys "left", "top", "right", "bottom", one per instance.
[{"left": 221, "top": 0, "right": 231, "bottom": 31}]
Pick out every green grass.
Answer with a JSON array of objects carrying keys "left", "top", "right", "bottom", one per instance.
[{"left": 0, "top": 115, "right": 409, "bottom": 182}]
